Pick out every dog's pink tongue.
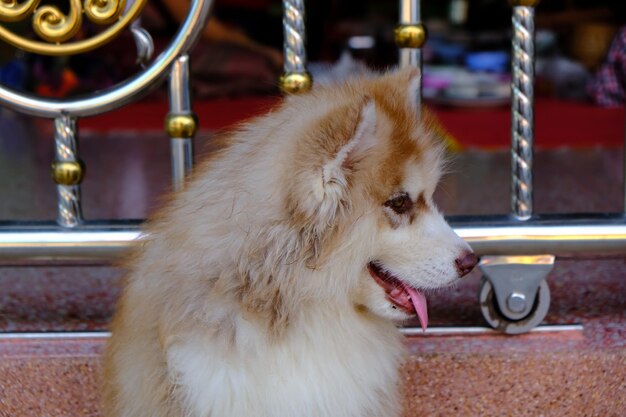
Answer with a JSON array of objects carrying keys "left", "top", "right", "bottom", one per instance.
[{"left": 403, "top": 284, "right": 428, "bottom": 332}]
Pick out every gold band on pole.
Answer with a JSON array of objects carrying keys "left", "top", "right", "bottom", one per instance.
[{"left": 394, "top": 23, "right": 427, "bottom": 49}]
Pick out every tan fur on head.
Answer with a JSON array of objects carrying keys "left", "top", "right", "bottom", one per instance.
[{"left": 103, "top": 67, "right": 473, "bottom": 417}]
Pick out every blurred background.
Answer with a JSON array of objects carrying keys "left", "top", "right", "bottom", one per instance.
[
  {"left": 1, "top": 0, "right": 625, "bottom": 105},
  {"left": 1, "top": 0, "right": 624, "bottom": 155}
]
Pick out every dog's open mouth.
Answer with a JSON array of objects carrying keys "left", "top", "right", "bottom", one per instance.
[{"left": 367, "top": 262, "right": 428, "bottom": 332}]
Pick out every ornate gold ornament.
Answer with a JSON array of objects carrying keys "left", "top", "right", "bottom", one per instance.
[
  {"left": 0, "top": 0, "right": 146, "bottom": 55},
  {"left": 0, "top": 0, "right": 39, "bottom": 22},
  {"left": 279, "top": 72, "right": 312, "bottom": 95},
  {"left": 32, "top": 0, "right": 82, "bottom": 43},
  {"left": 165, "top": 113, "right": 198, "bottom": 138},
  {"left": 84, "top": 0, "right": 126, "bottom": 25},
  {"left": 51, "top": 160, "right": 85, "bottom": 185},
  {"left": 394, "top": 24, "right": 427, "bottom": 49}
]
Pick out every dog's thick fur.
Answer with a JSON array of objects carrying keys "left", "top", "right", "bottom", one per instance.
[{"left": 103, "top": 68, "right": 474, "bottom": 417}]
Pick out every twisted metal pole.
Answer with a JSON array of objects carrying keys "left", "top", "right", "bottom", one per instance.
[
  {"left": 510, "top": 1, "right": 538, "bottom": 220},
  {"left": 52, "top": 114, "right": 84, "bottom": 227},
  {"left": 280, "top": 0, "right": 311, "bottom": 94}
]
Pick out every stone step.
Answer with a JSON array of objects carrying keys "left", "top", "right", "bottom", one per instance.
[{"left": 1, "top": 331, "right": 624, "bottom": 417}]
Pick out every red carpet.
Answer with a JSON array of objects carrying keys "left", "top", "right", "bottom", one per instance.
[{"left": 79, "top": 97, "right": 624, "bottom": 149}]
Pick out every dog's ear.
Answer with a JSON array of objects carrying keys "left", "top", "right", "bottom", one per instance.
[
  {"left": 295, "top": 99, "right": 378, "bottom": 266},
  {"left": 321, "top": 99, "right": 377, "bottom": 190},
  {"left": 398, "top": 66, "right": 421, "bottom": 111}
]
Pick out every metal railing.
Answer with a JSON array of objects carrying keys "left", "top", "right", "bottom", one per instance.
[
  {"left": 0, "top": 0, "right": 624, "bottom": 333},
  {"left": 1, "top": 214, "right": 626, "bottom": 265},
  {"left": 0, "top": 0, "right": 213, "bottom": 209}
]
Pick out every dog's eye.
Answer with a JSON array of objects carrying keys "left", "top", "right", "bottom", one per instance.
[{"left": 384, "top": 193, "right": 412, "bottom": 214}]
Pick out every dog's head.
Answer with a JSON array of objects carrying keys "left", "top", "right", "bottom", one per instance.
[{"left": 285, "top": 67, "right": 476, "bottom": 329}]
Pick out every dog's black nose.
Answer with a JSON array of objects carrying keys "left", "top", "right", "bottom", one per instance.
[{"left": 456, "top": 252, "right": 478, "bottom": 277}]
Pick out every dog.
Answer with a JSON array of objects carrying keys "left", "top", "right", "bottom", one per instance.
[{"left": 102, "top": 67, "right": 477, "bottom": 417}]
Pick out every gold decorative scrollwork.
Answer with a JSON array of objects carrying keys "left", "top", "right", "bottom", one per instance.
[
  {"left": 32, "top": 0, "right": 82, "bottom": 43},
  {"left": 84, "top": 0, "right": 126, "bottom": 25},
  {"left": 0, "top": 0, "right": 147, "bottom": 55},
  {"left": 0, "top": 0, "right": 40, "bottom": 22}
]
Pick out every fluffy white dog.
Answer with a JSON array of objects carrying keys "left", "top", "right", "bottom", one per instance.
[{"left": 103, "top": 67, "right": 477, "bottom": 417}]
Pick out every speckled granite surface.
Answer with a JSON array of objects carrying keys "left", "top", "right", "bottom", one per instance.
[
  {"left": 402, "top": 347, "right": 626, "bottom": 417},
  {"left": 0, "top": 267, "right": 121, "bottom": 333},
  {"left": 0, "top": 337, "right": 103, "bottom": 417},
  {"left": 1, "top": 335, "right": 624, "bottom": 417}
]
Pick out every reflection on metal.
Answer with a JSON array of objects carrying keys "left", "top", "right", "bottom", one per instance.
[
  {"left": 282, "top": 0, "right": 306, "bottom": 73},
  {"left": 0, "top": 331, "right": 112, "bottom": 340},
  {"left": 84, "top": 0, "right": 126, "bottom": 25},
  {"left": 0, "top": 221, "right": 143, "bottom": 265},
  {"left": 0, "top": 0, "right": 214, "bottom": 117},
  {"left": 0, "top": 0, "right": 145, "bottom": 55},
  {"left": 170, "top": 138, "right": 194, "bottom": 190},
  {"left": 398, "top": 0, "right": 424, "bottom": 110},
  {"left": 452, "top": 215, "right": 626, "bottom": 255},
  {"left": 280, "top": 0, "right": 311, "bottom": 94},
  {"left": 52, "top": 115, "right": 83, "bottom": 228},
  {"left": 394, "top": 24, "right": 427, "bottom": 49},
  {"left": 478, "top": 255, "right": 554, "bottom": 334},
  {"left": 0, "top": 0, "right": 40, "bottom": 22},
  {"left": 165, "top": 114, "right": 197, "bottom": 139},
  {"left": 400, "top": 323, "right": 582, "bottom": 336},
  {"left": 167, "top": 55, "right": 195, "bottom": 190},
  {"left": 510, "top": 3, "right": 536, "bottom": 220},
  {"left": 0, "top": 324, "right": 584, "bottom": 340},
  {"left": 1, "top": 215, "right": 625, "bottom": 265},
  {"left": 479, "top": 254, "right": 555, "bottom": 266},
  {"left": 131, "top": 23, "right": 154, "bottom": 67},
  {"left": 51, "top": 161, "right": 84, "bottom": 186},
  {"left": 279, "top": 72, "right": 312, "bottom": 95},
  {"left": 32, "top": 0, "right": 82, "bottom": 43}
]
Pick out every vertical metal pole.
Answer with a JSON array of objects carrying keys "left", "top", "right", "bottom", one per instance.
[
  {"left": 279, "top": 0, "right": 312, "bottom": 94},
  {"left": 166, "top": 55, "right": 196, "bottom": 191},
  {"left": 510, "top": 0, "right": 538, "bottom": 220},
  {"left": 398, "top": 0, "right": 422, "bottom": 68},
  {"left": 396, "top": 0, "right": 426, "bottom": 111},
  {"left": 51, "top": 114, "right": 84, "bottom": 228}
]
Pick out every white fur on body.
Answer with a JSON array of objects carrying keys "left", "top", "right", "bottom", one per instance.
[
  {"left": 166, "top": 307, "right": 404, "bottom": 417},
  {"left": 103, "top": 68, "right": 472, "bottom": 417}
]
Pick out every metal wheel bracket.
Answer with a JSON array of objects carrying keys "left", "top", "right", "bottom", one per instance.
[{"left": 479, "top": 255, "right": 554, "bottom": 322}]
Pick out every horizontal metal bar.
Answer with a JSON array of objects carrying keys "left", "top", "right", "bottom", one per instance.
[
  {"left": 400, "top": 324, "right": 583, "bottom": 336},
  {"left": 0, "top": 325, "right": 583, "bottom": 340},
  {"left": 0, "top": 221, "right": 143, "bottom": 265},
  {"left": 0, "top": 332, "right": 111, "bottom": 340},
  {"left": 0, "top": 214, "right": 625, "bottom": 265},
  {"left": 451, "top": 213, "right": 626, "bottom": 255}
]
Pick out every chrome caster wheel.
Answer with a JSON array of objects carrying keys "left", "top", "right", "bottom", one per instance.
[{"left": 479, "top": 277, "right": 550, "bottom": 335}]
